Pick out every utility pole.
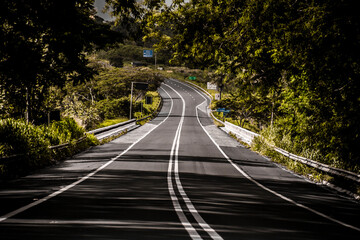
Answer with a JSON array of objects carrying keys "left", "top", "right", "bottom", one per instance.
[
  {"left": 129, "top": 82, "right": 133, "bottom": 119},
  {"left": 155, "top": 51, "right": 157, "bottom": 70}
]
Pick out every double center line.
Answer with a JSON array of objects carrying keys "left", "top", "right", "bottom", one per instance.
[{"left": 164, "top": 83, "right": 222, "bottom": 240}]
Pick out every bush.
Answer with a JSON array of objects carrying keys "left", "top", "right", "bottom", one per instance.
[
  {"left": 108, "top": 55, "right": 124, "bottom": 68},
  {"left": 97, "top": 97, "right": 130, "bottom": 120},
  {"left": 0, "top": 119, "right": 50, "bottom": 167},
  {"left": 0, "top": 118, "right": 98, "bottom": 179},
  {"left": 41, "top": 118, "right": 86, "bottom": 145}
]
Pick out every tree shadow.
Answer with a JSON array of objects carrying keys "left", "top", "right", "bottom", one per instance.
[{"left": 0, "top": 147, "right": 359, "bottom": 239}]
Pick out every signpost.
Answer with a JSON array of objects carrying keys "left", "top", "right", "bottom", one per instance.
[
  {"left": 145, "top": 96, "right": 153, "bottom": 105},
  {"left": 216, "top": 108, "right": 231, "bottom": 122},
  {"left": 189, "top": 76, "right": 197, "bottom": 80},
  {"left": 215, "top": 93, "right": 220, "bottom": 100},
  {"left": 143, "top": 50, "right": 153, "bottom": 58},
  {"left": 143, "top": 49, "right": 156, "bottom": 69}
]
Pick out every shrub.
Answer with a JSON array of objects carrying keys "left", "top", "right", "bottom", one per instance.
[
  {"left": 0, "top": 118, "right": 98, "bottom": 179},
  {"left": 97, "top": 97, "right": 130, "bottom": 120},
  {"left": 0, "top": 119, "right": 50, "bottom": 167}
]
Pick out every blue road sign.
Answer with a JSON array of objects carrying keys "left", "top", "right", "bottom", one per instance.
[
  {"left": 143, "top": 50, "right": 153, "bottom": 58},
  {"left": 217, "top": 108, "right": 226, "bottom": 112}
]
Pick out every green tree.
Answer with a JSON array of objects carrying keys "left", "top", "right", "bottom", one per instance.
[
  {"left": 0, "top": 0, "right": 121, "bottom": 123},
  {"left": 144, "top": 0, "right": 360, "bottom": 169}
]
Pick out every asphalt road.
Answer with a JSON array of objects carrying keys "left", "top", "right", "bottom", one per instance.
[{"left": 0, "top": 79, "right": 359, "bottom": 239}]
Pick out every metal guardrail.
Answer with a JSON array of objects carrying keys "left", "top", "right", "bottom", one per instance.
[
  {"left": 49, "top": 136, "right": 87, "bottom": 150},
  {"left": 88, "top": 119, "right": 137, "bottom": 141},
  {"left": 88, "top": 119, "right": 136, "bottom": 135},
  {"left": 273, "top": 147, "right": 360, "bottom": 183},
  {"left": 136, "top": 94, "right": 163, "bottom": 124},
  {"left": 88, "top": 91, "right": 163, "bottom": 140},
  {"left": 223, "top": 120, "right": 360, "bottom": 183},
  {"left": 1, "top": 92, "right": 164, "bottom": 179},
  {"left": 183, "top": 80, "right": 360, "bottom": 184},
  {"left": 185, "top": 80, "right": 213, "bottom": 100},
  {"left": 224, "top": 121, "right": 259, "bottom": 145}
]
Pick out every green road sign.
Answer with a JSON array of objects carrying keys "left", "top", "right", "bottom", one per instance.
[{"left": 189, "top": 76, "right": 197, "bottom": 80}]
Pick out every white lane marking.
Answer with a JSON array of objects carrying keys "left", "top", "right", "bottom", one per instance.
[
  {"left": 165, "top": 83, "right": 223, "bottom": 240},
  {"left": 191, "top": 87, "right": 360, "bottom": 232},
  {"left": 162, "top": 86, "right": 202, "bottom": 240},
  {"left": 0, "top": 86, "right": 173, "bottom": 223}
]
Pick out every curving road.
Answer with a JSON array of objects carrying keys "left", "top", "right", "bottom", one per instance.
[{"left": 0, "top": 79, "right": 359, "bottom": 239}]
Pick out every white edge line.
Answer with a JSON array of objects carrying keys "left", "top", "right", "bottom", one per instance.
[
  {"left": 0, "top": 86, "right": 172, "bottom": 223},
  {"left": 192, "top": 93, "right": 360, "bottom": 233},
  {"left": 171, "top": 78, "right": 360, "bottom": 232}
]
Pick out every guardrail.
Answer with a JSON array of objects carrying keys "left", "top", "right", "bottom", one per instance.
[
  {"left": 88, "top": 119, "right": 137, "bottom": 141},
  {"left": 1, "top": 92, "right": 164, "bottom": 179},
  {"left": 273, "top": 147, "right": 360, "bottom": 183},
  {"left": 49, "top": 136, "right": 87, "bottom": 150},
  {"left": 223, "top": 121, "right": 259, "bottom": 145},
  {"left": 185, "top": 80, "right": 214, "bottom": 100},
  {"left": 136, "top": 94, "right": 163, "bottom": 124},
  {"left": 182, "top": 80, "right": 360, "bottom": 185},
  {"left": 88, "top": 91, "right": 163, "bottom": 140},
  {"left": 222, "top": 120, "right": 360, "bottom": 184}
]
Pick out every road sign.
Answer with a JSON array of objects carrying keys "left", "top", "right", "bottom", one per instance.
[
  {"left": 189, "top": 76, "right": 197, "bottom": 80},
  {"left": 145, "top": 96, "right": 153, "bottom": 104},
  {"left": 217, "top": 108, "right": 230, "bottom": 113},
  {"left": 215, "top": 93, "right": 220, "bottom": 100},
  {"left": 134, "top": 82, "right": 148, "bottom": 90},
  {"left": 207, "top": 82, "right": 217, "bottom": 90},
  {"left": 143, "top": 50, "right": 153, "bottom": 58}
]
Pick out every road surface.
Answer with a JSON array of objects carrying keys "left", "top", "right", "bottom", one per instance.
[{"left": 0, "top": 78, "right": 359, "bottom": 239}]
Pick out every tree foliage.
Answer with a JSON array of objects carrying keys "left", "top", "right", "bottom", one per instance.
[
  {"left": 60, "top": 66, "right": 164, "bottom": 129},
  {"left": 145, "top": 0, "right": 360, "bottom": 169},
  {"left": 0, "top": 0, "right": 122, "bottom": 122}
]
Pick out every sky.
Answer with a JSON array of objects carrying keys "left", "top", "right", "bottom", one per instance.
[
  {"left": 94, "top": 0, "right": 114, "bottom": 21},
  {"left": 94, "top": 0, "right": 173, "bottom": 21}
]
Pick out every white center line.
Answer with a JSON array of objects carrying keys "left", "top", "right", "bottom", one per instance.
[{"left": 165, "top": 83, "right": 223, "bottom": 240}]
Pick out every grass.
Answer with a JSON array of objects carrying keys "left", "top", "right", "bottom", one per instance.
[{"left": 95, "top": 117, "right": 129, "bottom": 129}]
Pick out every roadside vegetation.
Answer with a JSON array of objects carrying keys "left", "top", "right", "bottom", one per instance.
[
  {"left": 0, "top": 118, "right": 99, "bottom": 178},
  {"left": 144, "top": 0, "right": 360, "bottom": 174},
  {"left": 59, "top": 65, "right": 164, "bottom": 130},
  {"left": 1, "top": 0, "right": 359, "bottom": 185},
  {"left": 0, "top": 1, "right": 164, "bottom": 179}
]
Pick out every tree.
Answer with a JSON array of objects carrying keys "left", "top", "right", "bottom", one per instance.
[
  {"left": 0, "top": 0, "right": 121, "bottom": 123},
  {"left": 144, "top": 0, "right": 360, "bottom": 169}
]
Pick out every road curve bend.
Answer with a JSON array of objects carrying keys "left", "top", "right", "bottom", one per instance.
[{"left": 0, "top": 79, "right": 359, "bottom": 240}]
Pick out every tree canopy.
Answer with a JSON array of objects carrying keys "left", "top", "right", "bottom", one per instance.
[
  {"left": 0, "top": 0, "right": 122, "bottom": 122},
  {"left": 144, "top": 0, "right": 360, "bottom": 168}
]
